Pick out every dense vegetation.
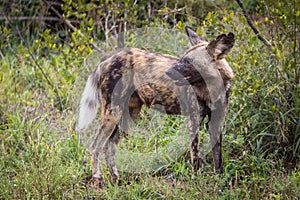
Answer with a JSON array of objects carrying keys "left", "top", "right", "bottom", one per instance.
[{"left": 0, "top": 0, "right": 299, "bottom": 199}]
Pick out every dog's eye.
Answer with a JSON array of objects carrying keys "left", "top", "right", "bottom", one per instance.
[{"left": 182, "top": 58, "right": 191, "bottom": 64}]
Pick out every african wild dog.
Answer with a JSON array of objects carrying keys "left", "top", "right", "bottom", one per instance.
[{"left": 78, "top": 26, "right": 235, "bottom": 184}]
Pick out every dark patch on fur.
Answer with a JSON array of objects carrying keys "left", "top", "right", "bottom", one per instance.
[
  {"left": 86, "top": 98, "right": 98, "bottom": 109},
  {"left": 146, "top": 56, "right": 157, "bottom": 63}
]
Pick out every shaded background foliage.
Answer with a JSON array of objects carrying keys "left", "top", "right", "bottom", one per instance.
[{"left": 0, "top": 0, "right": 299, "bottom": 198}]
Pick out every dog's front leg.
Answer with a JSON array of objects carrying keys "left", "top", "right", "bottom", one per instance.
[
  {"left": 188, "top": 115, "right": 204, "bottom": 171},
  {"left": 206, "top": 99, "right": 227, "bottom": 173}
]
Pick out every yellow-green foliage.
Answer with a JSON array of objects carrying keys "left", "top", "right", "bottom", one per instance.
[{"left": 0, "top": 0, "right": 299, "bottom": 199}]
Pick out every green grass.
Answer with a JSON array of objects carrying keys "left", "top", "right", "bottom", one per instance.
[{"left": 0, "top": 51, "right": 299, "bottom": 199}]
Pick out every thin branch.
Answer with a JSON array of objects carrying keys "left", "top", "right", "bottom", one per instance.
[
  {"left": 0, "top": 16, "right": 81, "bottom": 23},
  {"left": 235, "top": 0, "right": 273, "bottom": 49},
  {"left": 0, "top": 50, "right": 4, "bottom": 60},
  {"left": 43, "top": 0, "right": 104, "bottom": 53}
]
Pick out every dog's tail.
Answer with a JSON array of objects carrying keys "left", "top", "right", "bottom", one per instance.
[{"left": 78, "top": 69, "right": 101, "bottom": 131}]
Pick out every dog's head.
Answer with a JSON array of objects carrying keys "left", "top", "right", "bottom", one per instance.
[{"left": 166, "top": 26, "right": 235, "bottom": 86}]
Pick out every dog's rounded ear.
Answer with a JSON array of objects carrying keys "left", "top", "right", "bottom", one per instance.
[
  {"left": 207, "top": 32, "right": 235, "bottom": 60},
  {"left": 185, "top": 26, "right": 207, "bottom": 46}
]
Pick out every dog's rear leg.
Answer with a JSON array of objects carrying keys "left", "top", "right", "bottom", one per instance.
[
  {"left": 103, "top": 104, "right": 142, "bottom": 184},
  {"left": 90, "top": 109, "right": 118, "bottom": 185},
  {"left": 103, "top": 127, "right": 120, "bottom": 183}
]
